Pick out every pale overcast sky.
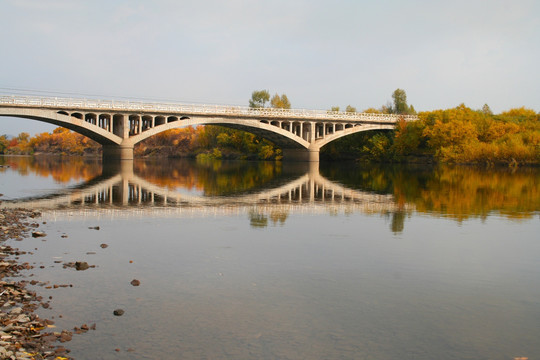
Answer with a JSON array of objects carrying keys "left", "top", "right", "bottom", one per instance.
[{"left": 1, "top": 0, "right": 539, "bottom": 135}]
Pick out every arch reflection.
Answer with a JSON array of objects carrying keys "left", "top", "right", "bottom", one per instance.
[{"left": 1, "top": 160, "right": 404, "bottom": 216}]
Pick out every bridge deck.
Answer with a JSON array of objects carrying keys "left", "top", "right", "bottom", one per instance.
[{"left": 0, "top": 95, "right": 417, "bottom": 123}]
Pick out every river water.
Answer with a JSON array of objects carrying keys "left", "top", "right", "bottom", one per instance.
[{"left": 1, "top": 155, "right": 539, "bottom": 360}]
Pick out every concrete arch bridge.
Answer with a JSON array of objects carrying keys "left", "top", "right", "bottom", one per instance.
[{"left": 0, "top": 95, "right": 418, "bottom": 161}]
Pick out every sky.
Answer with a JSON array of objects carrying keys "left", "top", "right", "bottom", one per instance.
[{"left": 1, "top": 0, "right": 539, "bottom": 136}]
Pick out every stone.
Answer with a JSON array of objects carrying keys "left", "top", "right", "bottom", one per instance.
[
  {"left": 31, "top": 231, "right": 46, "bottom": 238},
  {"left": 100, "top": 243, "right": 108, "bottom": 248},
  {"left": 113, "top": 309, "right": 124, "bottom": 316},
  {"left": 9, "top": 307, "right": 22, "bottom": 315},
  {"left": 75, "top": 262, "right": 89, "bottom": 271},
  {"left": 130, "top": 279, "right": 140, "bottom": 286},
  {"left": 59, "top": 330, "right": 72, "bottom": 343}
]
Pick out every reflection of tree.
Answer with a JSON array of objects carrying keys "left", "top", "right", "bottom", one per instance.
[
  {"left": 269, "top": 210, "right": 288, "bottom": 226},
  {"left": 411, "top": 166, "right": 540, "bottom": 220},
  {"left": 134, "top": 159, "right": 283, "bottom": 196},
  {"left": 390, "top": 211, "right": 406, "bottom": 233},
  {"left": 249, "top": 210, "right": 289, "bottom": 228},
  {"left": 321, "top": 163, "right": 540, "bottom": 221},
  {"left": 0, "top": 155, "right": 101, "bottom": 183},
  {"left": 249, "top": 211, "right": 268, "bottom": 228}
]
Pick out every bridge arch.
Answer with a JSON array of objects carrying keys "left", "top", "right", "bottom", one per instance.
[
  {"left": 126, "top": 117, "right": 311, "bottom": 150},
  {"left": 0, "top": 107, "right": 122, "bottom": 145},
  {"left": 311, "top": 123, "right": 395, "bottom": 151}
]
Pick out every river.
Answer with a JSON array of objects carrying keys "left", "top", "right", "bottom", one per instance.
[{"left": 1, "top": 155, "right": 539, "bottom": 360}]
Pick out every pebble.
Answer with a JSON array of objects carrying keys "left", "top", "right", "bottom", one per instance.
[
  {"left": 130, "top": 279, "right": 140, "bottom": 286},
  {"left": 113, "top": 309, "right": 125, "bottom": 316},
  {"left": 0, "top": 209, "right": 80, "bottom": 358}
]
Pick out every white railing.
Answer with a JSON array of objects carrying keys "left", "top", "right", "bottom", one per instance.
[{"left": 0, "top": 95, "right": 419, "bottom": 123}]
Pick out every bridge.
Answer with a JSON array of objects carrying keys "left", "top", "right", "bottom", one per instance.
[{"left": 0, "top": 94, "right": 418, "bottom": 161}]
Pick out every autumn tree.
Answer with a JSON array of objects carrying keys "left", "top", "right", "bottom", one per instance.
[
  {"left": 500, "top": 107, "right": 538, "bottom": 120},
  {"left": 249, "top": 90, "right": 270, "bottom": 108},
  {"left": 0, "top": 135, "right": 8, "bottom": 154},
  {"left": 270, "top": 93, "right": 291, "bottom": 109},
  {"left": 345, "top": 105, "right": 357, "bottom": 113},
  {"left": 363, "top": 107, "right": 381, "bottom": 114}
]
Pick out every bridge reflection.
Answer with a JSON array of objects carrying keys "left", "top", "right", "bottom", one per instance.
[{"left": 1, "top": 161, "right": 408, "bottom": 218}]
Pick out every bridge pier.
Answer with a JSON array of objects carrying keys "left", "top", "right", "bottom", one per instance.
[
  {"left": 282, "top": 148, "right": 320, "bottom": 162},
  {"left": 102, "top": 145, "right": 134, "bottom": 160}
]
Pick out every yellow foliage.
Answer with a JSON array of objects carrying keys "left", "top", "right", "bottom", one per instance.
[{"left": 500, "top": 106, "right": 537, "bottom": 119}]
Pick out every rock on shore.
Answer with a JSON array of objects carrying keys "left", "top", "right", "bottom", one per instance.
[{"left": 0, "top": 208, "right": 74, "bottom": 359}]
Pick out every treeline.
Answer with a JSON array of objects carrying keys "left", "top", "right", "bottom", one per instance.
[
  {"left": 0, "top": 125, "right": 281, "bottom": 160},
  {"left": 323, "top": 104, "right": 540, "bottom": 166},
  {"left": 0, "top": 127, "right": 101, "bottom": 156},
  {"left": 135, "top": 125, "right": 281, "bottom": 160}
]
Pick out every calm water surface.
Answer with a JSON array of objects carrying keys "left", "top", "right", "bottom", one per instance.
[{"left": 1, "top": 156, "right": 539, "bottom": 360}]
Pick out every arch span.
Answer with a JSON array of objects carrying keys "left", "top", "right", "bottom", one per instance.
[
  {"left": 311, "top": 123, "right": 395, "bottom": 151},
  {"left": 126, "top": 117, "right": 310, "bottom": 150},
  {"left": 0, "top": 108, "right": 122, "bottom": 145}
]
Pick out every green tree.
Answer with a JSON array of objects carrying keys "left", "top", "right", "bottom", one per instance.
[
  {"left": 249, "top": 90, "right": 270, "bottom": 108},
  {"left": 392, "top": 88, "right": 409, "bottom": 114},
  {"left": 270, "top": 93, "right": 291, "bottom": 109},
  {"left": 345, "top": 105, "right": 357, "bottom": 113},
  {"left": 330, "top": 106, "right": 340, "bottom": 112}
]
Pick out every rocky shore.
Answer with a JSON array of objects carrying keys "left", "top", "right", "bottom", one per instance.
[{"left": 0, "top": 208, "right": 73, "bottom": 359}]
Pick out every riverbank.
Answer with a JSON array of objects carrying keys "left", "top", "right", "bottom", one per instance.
[{"left": 0, "top": 208, "right": 73, "bottom": 359}]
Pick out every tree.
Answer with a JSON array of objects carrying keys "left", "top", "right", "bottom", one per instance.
[
  {"left": 500, "top": 107, "right": 537, "bottom": 120},
  {"left": 381, "top": 101, "right": 394, "bottom": 114},
  {"left": 17, "top": 132, "right": 30, "bottom": 143},
  {"left": 482, "top": 104, "right": 493, "bottom": 115},
  {"left": 249, "top": 90, "right": 270, "bottom": 108},
  {"left": 392, "top": 88, "right": 409, "bottom": 114},
  {"left": 330, "top": 106, "right": 340, "bottom": 112},
  {"left": 270, "top": 93, "right": 291, "bottom": 109},
  {"left": 345, "top": 105, "right": 357, "bottom": 113},
  {"left": 363, "top": 107, "right": 381, "bottom": 114},
  {"left": 0, "top": 135, "right": 8, "bottom": 154}
]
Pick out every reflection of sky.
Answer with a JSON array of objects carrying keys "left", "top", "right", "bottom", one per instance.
[
  {"left": 170, "top": 186, "right": 204, "bottom": 197},
  {"left": 13, "top": 211, "right": 540, "bottom": 359},
  {"left": 0, "top": 168, "right": 81, "bottom": 200}
]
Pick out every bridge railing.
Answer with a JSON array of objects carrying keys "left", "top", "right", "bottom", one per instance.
[{"left": 0, "top": 95, "right": 419, "bottom": 122}]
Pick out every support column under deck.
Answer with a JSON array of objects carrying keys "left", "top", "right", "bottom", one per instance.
[
  {"left": 282, "top": 148, "right": 319, "bottom": 162},
  {"left": 102, "top": 145, "right": 134, "bottom": 160}
]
